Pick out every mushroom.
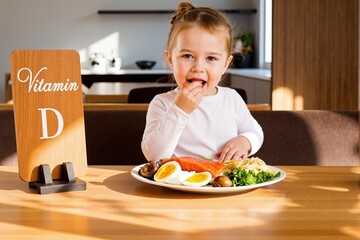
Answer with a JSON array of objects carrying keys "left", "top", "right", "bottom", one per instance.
[
  {"left": 138, "top": 162, "right": 159, "bottom": 179},
  {"left": 211, "top": 175, "right": 233, "bottom": 187}
]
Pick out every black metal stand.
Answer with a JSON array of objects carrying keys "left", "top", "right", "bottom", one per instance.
[{"left": 29, "top": 162, "right": 86, "bottom": 194}]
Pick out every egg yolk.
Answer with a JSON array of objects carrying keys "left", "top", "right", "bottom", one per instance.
[
  {"left": 155, "top": 164, "right": 176, "bottom": 179},
  {"left": 186, "top": 173, "right": 209, "bottom": 183}
]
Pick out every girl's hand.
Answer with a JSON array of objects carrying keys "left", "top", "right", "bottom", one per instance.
[
  {"left": 174, "top": 81, "right": 204, "bottom": 114},
  {"left": 218, "top": 136, "right": 251, "bottom": 163}
]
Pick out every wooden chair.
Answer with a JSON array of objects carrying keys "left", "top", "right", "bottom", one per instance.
[
  {"left": 127, "top": 86, "right": 176, "bottom": 103},
  {"left": 233, "top": 88, "right": 248, "bottom": 103},
  {"left": 128, "top": 85, "right": 247, "bottom": 104}
]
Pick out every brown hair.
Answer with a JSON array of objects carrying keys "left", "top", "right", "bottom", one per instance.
[{"left": 167, "top": 2, "right": 233, "bottom": 57}]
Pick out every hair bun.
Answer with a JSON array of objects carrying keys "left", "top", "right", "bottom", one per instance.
[{"left": 170, "top": 2, "right": 195, "bottom": 25}]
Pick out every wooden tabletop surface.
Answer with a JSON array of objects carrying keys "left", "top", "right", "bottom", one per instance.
[{"left": 0, "top": 165, "right": 359, "bottom": 239}]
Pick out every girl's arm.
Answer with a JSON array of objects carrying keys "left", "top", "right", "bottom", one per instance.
[
  {"left": 219, "top": 97, "right": 264, "bottom": 162},
  {"left": 141, "top": 98, "right": 189, "bottom": 161},
  {"left": 238, "top": 111, "right": 264, "bottom": 156}
]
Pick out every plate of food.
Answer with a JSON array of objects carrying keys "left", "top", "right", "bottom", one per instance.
[{"left": 131, "top": 156, "right": 286, "bottom": 194}]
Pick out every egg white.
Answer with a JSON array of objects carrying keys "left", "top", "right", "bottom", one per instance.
[{"left": 164, "top": 171, "right": 195, "bottom": 185}]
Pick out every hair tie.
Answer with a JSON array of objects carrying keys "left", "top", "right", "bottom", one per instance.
[{"left": 170, "top": 2, "right": 195, "bottom": 25}]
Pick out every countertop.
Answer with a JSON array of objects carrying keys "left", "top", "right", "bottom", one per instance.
[{"left": 226, "top": 68, "right": 271, "bottom": 81}]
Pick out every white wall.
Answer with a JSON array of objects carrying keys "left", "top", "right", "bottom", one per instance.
[{"left": 0, "top": 0, "right": 259, "bottom": 102}]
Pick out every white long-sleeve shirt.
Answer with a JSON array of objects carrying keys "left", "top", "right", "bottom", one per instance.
[{"left": 141, "top": 86, "right": 263, "bottom": 161}]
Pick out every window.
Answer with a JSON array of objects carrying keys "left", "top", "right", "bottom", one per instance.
[
  {"left": 259, "top": 0, "right": 272, "bottom": 69},
  {"left": 264, "top": 0, "right": 272, "bottom": 65}
]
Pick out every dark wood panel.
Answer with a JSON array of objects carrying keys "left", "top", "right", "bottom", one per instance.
[{"left": 272, "top": 0, "right": 358, "bottom": 110}]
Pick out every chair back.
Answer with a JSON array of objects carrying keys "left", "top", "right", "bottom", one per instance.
[
  {"left": 128, "top": 86, "right": 175, "bottom": 103},
  {"left": 233, "top": 88, "right": 248, "bottom": 103}
]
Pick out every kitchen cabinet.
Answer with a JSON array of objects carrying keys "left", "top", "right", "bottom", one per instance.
[
  {"left": 81, "top": 73, "right": 170, "bottom": 88},
  {"left": 229, "top": 74, "right": 270, "bottom": 104},
  {"left": 81, "top": 69, "right": 173, "bottom": 88}
]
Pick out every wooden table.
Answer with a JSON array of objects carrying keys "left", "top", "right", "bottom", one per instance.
[
  {"left": 0, "top": 166, "right": 359, "bottom": 239},
  {"left": 85, "top": 82, "right": 176, "bottom": 103}
]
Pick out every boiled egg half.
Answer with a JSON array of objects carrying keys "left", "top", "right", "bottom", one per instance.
[
  {"left": 154, "top": 161, "right": 182, "bottom": 183},
  {"left": 182, "top": 172, "right": 212, "bottom": 187},
  {"left": 154, "top": 161, "right": 212, "bottom": 187}
]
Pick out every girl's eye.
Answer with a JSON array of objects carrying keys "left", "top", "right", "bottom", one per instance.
[
  {"left": 182, "top": 54, "right": 193, "bottom": 59},
  {"left": 207, "top": 56, "right": 217, "bottom": 61}
]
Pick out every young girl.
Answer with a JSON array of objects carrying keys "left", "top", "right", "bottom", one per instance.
[{"left": 141, "top": 2, "right": 263, "bottom": 163}]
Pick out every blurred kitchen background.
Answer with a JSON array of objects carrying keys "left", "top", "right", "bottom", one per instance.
[
  {"left": 1, "top": 0, "right": 358, "bottom": 110},
  {"left": 0, "top": 0, "right": 264, "bottom": 102}
]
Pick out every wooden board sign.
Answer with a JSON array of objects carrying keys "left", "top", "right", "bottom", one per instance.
[{"left": 11, "top": 50, "right": 87, "bottom": 182}]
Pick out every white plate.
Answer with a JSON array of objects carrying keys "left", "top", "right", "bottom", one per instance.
[{"left": 131, "top": 164, "right": 286, "bottom": 194}]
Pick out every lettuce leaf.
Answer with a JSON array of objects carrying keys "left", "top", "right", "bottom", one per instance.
[{"left": 224, "top": 168, "right": 281, "bottom": 186}]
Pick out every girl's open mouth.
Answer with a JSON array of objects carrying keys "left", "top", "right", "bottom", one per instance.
[{"left": 186, "top": 79, "right": 206, "bottom": 86}]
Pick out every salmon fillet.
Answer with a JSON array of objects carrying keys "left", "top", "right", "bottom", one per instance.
[{"left": 161, "top": 156, "right": 226, "bottom": 178}]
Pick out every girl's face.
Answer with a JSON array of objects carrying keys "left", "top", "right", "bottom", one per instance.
[{"left": 166, "top": 25, "right": 233, "bottom": 96}]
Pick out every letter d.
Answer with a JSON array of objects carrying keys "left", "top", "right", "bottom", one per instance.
[{"left": 38, "top": 108, "right": 64, "bottom": 139}]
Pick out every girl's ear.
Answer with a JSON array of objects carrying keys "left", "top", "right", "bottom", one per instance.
[
  {"left": 165, "top": 50, "right": 173, "bottom": 69},
  {"left": 223, "top": 55, "right": 233, "bottom": 74}
]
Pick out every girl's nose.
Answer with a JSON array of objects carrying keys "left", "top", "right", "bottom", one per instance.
[{"left": 191, "top": 59, "right": 205, "bottom": 72}]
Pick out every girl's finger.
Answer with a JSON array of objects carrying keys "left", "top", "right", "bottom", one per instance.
[
  {"left": 232, "top": 152, "right": 242, "bottom": 161},
  {"left": 219, "top": 147, "right": 228, "bottom": 157}
]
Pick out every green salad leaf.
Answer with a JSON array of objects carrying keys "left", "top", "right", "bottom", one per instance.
[{"left": 223, "top": 168, "right": 281, "bottom": 186}]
